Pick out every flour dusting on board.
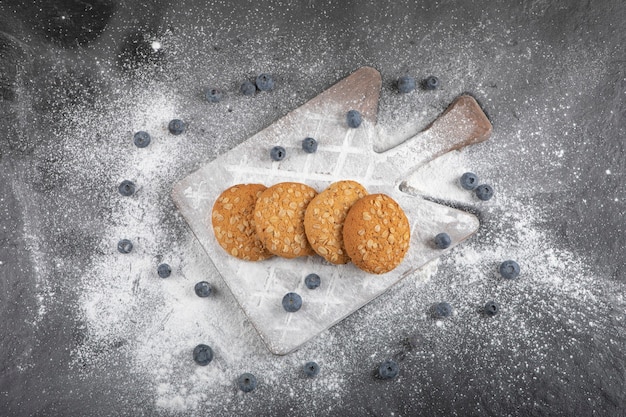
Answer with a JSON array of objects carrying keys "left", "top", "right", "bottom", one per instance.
[{"left": 171, "top": 70, "right": 482, "bottom": 356}]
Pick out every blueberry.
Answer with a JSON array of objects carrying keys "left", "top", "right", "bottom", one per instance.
[
  {"left": 240, "top": 81, "right": 256, "bottom": 96},
  {"left": 133, "top": 131, "right": 151, "bottom": 148},
  {"left": 397, "top": 75, "right": 416, "bottom": 94},
  {"left": 255, "top": 73, "right": 274, "bottom": 91},
  {"left": 475, "top": 184, "right": 494, "bottom": 201},
  {"left": 270, "top": 146, "right": 286, "bottom": 161},
  {"left": 194, "top": 281, "right": 212, "bottom": 297},
  {"left": 168, "top": 119, "right": 185, "bottom": 135},
  {"left": 499, "top": 260, "right": 520, "bottom": 279},
  {"left": 118, "top": 180, "right": 135, "bottom": 196},
  {"left": 460, "top": 172, "right": 478, "bottom": 190},
  {"left": 433, "top": 302, "right": 452, "bottom": 318},
  {"left": 302, "top": 137, "right": 318, "bottom": 153},
  {"left": 193, "top": 344, "right": 214, "bottom": 366},
  {"left": 484, "top": 300, "right": 499, "bottom": 317},
  {"left": 282, "top": 292, "right": 302, "bottom": 312},
  {"left": 433, "top": 232, "right": 451, "bottom": 249},
  {"left": 205, "top": 88, "right": 223, "bottom": 103},
  {"left": 423, "top": 75, "right": 440, "bottom": 90},
  {"left": 238, "top": 373, "right": 257, "bottom": 392},
  {"left": 303, "top": 361, "right": 320, "bottom": 377},
  {"left": 117, "top": 239, "right": 133, "bottom": 254},
  {"left": 157, "top": 263, "right": 171, "bottom": 278},
  {"left": 304, "top": 273, "right": 321, "bottom": 290},
  {"left": 346, "top": 110, "right": 362, "bottom": 128},
  {"left": 378, "top": 359, "right": 399, "bottom": 379}
]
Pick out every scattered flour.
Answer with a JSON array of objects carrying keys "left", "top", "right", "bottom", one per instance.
[
  {"left": 53, "top": 16, "right": 625, "bottom": 416},
  {"left": 70, "top": 91, "right": 618, "bottom": 413}
]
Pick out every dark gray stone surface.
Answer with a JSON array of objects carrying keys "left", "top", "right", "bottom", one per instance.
[{"left": 1, "top": 0, "right": 625, "bottom": 416}]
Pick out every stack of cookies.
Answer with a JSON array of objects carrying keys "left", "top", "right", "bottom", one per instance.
[{"left": 211, "top": 180, "right": 410, "bottom": 274}]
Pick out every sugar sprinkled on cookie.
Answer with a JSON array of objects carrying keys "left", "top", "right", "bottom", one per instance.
[
  {"left": 304, "top": 180, "right": 368, "bottom": 264},
  {"left": 254, "top": 182, "right": 318, "bottom": 258},
  {"left": 342, "top": 193, "right": 410, "bottom": 274},
  {"left": 211, "top": 184, "right": 273, "bottom": 261}
]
